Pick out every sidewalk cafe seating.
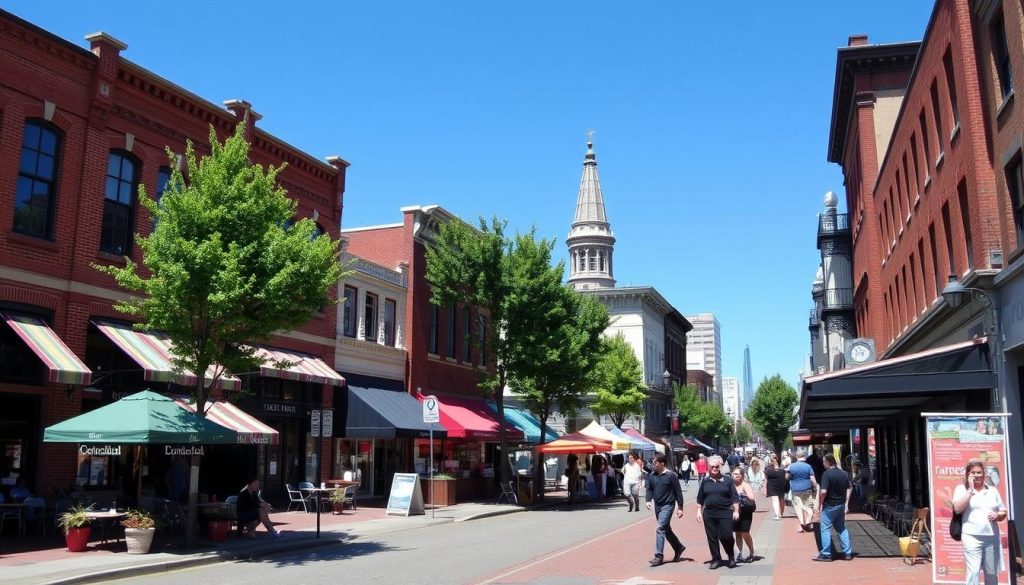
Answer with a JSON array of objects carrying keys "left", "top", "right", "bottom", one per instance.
[
  {"left": 497, "top": 481, "right": 517, "bottom": 505},
  {"left": 899, "top": 507, "right": 931, "bottom": 564},
  {"left": 287, "top": 484, "right": 315, "bottom": 513}
]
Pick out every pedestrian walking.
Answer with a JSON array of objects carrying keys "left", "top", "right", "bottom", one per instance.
[
  {"left": 680, "top": 455, "right": 692, "bottom": 487},
  {"left": 765, "top": 454, "right": 788, "bottom": 520},
  {"left": 813, "top": 453, "right": 853, "bottom": 562},
  {"left": 696, "top": 454, "right": 709, "bottom": 482},
  {"left": 731, "top": 467, "right": 757, "bottom": 562},
  {"left": 623, "top": 452, "right": 644, "bottom": 513},
  {"left": 696, "top": 455, "right": 740, "bottom": 570},
  {"left": 952, "top": 458, "right": 1007, "bottom": 584},
  {"left": 787, "top": 449, "right": 818, "bottom": 532},
  {"left": 747, "top": 457, "right": 765, "bottom": 505},
  {"left": 644, "top": 454, "right": 686, "bottom": 567}
]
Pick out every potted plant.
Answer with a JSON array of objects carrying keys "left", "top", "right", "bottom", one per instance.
[
  {"left": 205, "top": 503, "right": 235, "bottom": 542},
  {"left": 121, "top": 509, "right": 156, "bottom": 554},
  {"left": 424, "top": 473, "right": 457, "bottom": 507},
  {"left": 328, "top": 488, "right": 347, "bottom": 514},
  {"left": 58, "top": 504, "right": 92, "bottom": 552}
]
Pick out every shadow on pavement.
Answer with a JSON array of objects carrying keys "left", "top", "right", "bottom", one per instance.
[{"left": 244, "top": 538, "right": 395, "bottom": 567}]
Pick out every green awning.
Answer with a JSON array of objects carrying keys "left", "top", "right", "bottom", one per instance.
[{"left": 44, "top": 390, "right": 238, "bottom": 444}]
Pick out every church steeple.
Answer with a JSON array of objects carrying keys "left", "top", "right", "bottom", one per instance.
[{"left": 567, "top": 134, "right": 616, "bottom": 290}]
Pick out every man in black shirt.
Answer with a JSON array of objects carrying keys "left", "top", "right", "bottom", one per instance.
[
  {"left": 696, "top": 455, "right": 740, "bottom": 569},
  {"left": 644, "top": 454, "right": 686, "bottom": 566},
  {"left": 813, "top": 453, "right": 852, "bottom": 561},
  {"left": 237, "top": 479, "right": 280, "bottom": 538}
]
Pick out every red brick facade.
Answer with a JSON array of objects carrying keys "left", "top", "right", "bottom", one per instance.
[{"left": 0, "top": 10, "right": 346, "bottom": 492}]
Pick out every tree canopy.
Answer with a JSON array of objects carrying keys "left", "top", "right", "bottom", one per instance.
[
  {"left": 746, "top": 374, "right": 800, "bottom": 455},
  {"left": 589, "top": 332, "right": 646, "bottom": 428},
  {"left": 97, "top": 124, "right": 342, "bottom": 415}
]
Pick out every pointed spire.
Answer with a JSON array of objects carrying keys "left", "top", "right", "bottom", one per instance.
[{"left": 567, "top": 133, "right": 616, "bottom": 290}]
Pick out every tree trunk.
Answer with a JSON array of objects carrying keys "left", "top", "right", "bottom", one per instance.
[
  {"left": 185, "top": 456, "right": 199, "bottom": 548},
  {"left": 535, "top": 410, "right": 551, "bottom": 503}
]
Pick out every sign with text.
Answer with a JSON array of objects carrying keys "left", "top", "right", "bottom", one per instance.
[
  {"left": 924, "top": 413, "right": 1012, "bottom": 585},
  {"left": 423, "top": 395, "right": 439, "bottom": 424},
  {"left": 385, "top": 473, "right": 425, "bottom": 517},
  {"left": 310, "top": 409, "right": 321, "bottom": 438},
  {"left": 322, "top": 409, "right": 333, "bottom": 438}
]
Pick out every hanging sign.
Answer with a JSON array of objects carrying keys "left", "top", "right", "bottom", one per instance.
[
  {"left": 423, "top": 395, "right": 439, "bottom": 423},
  {"left": 385, "top": 473, "right": 425, "bottom": 517},
  {"left": 311, "top": 409, "right": 321, "bottom": 438},
  {"left": 923, "top": 413, "right": 1012, "bottom": 585},
  {"left": 322, "top": 409, "right": 333, "bottom": 438}
]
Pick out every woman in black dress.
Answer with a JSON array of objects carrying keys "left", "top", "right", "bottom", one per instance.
[
  {"left": 696, "top": 455, "right": 740, "bottom": 569},
  {"left": 764, "top": 454, "right": 787, "bottom": 520}
]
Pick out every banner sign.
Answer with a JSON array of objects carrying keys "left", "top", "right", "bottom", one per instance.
[
  {"left": 924, "top": 413, "right": 1012, "bottom": 585},
  {"left": 385, "top": 473, "right": 425, "bottom": 517}
]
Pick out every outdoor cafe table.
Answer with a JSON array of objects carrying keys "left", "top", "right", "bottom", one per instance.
[
  {"left": 0, "top": 503, "right": 27, "bottom": 536},
  {"left": 84, "top": 510, "right": 126, "bottom": 544},
  {"left": 313, "top": 480, "right": 361, "bottom": 513}
]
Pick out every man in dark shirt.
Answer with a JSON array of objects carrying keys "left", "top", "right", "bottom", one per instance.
[
  {"left": 237, "top": 479, "right": 280, "bottom": 538},
  {"left": 644, "top": 454, "right": 686, "bottom": 566},
  {"left": 696, "top": 455, "right": 740, "bottom": 569},
  {"left": 813, "top": 454, "right": 852, "bottom": 561}
]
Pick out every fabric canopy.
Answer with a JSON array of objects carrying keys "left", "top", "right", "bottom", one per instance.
[
  {"left": 608, "top": 426, "right": 647, "bottom": 452},
  {"left": 92, "top": 320, "right": 240, "bottom": 391},
  {"left": 44, "top": 390, "right": 237, "bottom": 444},
  {"left": 579, "top": 421, "right": 632, "bottom": 450},
  {"left": 347, "top": 386, "right": 447, "bottom": 439},
  {"left": 253, "top": 345, "right": 345, "bottom": 386},
  {"left": 687, "top": 435, "right": 714, "bottom": 452},
  {"left": 172, "top": 397, "right": 279, "bottom": 445},
  {"left": 417, "top": 393, "right": 523, "bottom": 441},
  {"left": 2, "top": 312, "right": 92, "bottom": 385},
  {"left": 537, "top": 432, "right": 613, "bottom": 453},
  {"left": 624, "top": 428, "right": 664, "bottom": 453},
  {"left": 488, "top": 403, "right": 558, "bottom": 444}
]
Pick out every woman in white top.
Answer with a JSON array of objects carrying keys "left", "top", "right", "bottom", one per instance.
[
  {"left": 622, "top": 452, "right": 644, "bottom": 513},
  {"left": 746, "top": 457, "right": 766, "bottom": 500},
  {"left": 952, "top": 459, "right": 1007, "bottom": 585}
]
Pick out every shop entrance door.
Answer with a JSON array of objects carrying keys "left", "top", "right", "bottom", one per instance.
[
  {"left": 262, "top": 418, "right": 302, "bottom": 501},
  {"left": 374, "top": 440, "right": 405, "bottom": 497}
]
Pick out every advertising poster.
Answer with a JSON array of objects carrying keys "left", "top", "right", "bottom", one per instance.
[
  {"left": 385, "top": 473, "right": 425, "bottom": 517},
  {"left": 924, "top": 413, "right": 1012, "bottom": 585}
]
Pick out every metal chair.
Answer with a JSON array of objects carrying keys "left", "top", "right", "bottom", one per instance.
[
  {"left": 341, "top": 471, "right": 358, "bottom": 511},
  {"left": 497, "top": 481, "right": 518, "bottom": 505},
  {"left": 0, "top": 504, "right": 23, "bottom": 536},
  {"left": 287, "top": 483, "right": 314, "bottom": 513}
]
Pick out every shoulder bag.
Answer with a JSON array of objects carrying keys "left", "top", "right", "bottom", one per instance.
[{"left": 949, "top": 510, "right": 963, "bottom": 541}]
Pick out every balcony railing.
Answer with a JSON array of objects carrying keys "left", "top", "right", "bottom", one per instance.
[
  {"left": 818, "top": 213, "right": 850, "bottom": 236},
  {"left": 808, "top": 308, "right": 819, "bottom": 328},
  {"left": 822, "top": 287, "right": 854, "bottom": 309}
]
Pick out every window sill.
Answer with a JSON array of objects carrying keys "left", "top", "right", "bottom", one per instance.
[
  {"left": 6, "top": 231, "right": 59, "bottom": 252},
  {"left": 950, "top": 123, "right": 961, "bottom": 144},
  {"left": 997, "top": 90, "right": 1015, "bottom": 119},
  {"left": 924, "top": 174, "right": 932, "bottom": 191},
  {"left": 935, "top": 151, "right": 945, "bottom": 170},
  {"left": 914, "top": 193, "right": 921, "bottom": 209},
  {"left": 95, "top": 252, "right": 128, "bottom": 266}
]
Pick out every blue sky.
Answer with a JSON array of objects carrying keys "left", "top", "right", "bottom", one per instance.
[{"left": 7, "top": 1, "right": 935, "bottom": 390}]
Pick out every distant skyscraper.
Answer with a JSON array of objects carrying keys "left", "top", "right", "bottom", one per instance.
[
  {"left": 722, "top": 377, "right": 741, "bottom": 423},
  {"left": 742, "top": 345, "right": 754, "bottom": 415},
  {"left": 685, "top": 314, "right": 722, "bottom": 402}
]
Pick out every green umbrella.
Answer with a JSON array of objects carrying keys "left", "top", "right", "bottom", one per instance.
[{"left": 44, "top": 389, "right": 238, "bottom": 444}]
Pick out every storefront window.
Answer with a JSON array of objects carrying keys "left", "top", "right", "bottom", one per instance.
[{"left": 304, "top": 435, "right": 318, "bottom": 482}]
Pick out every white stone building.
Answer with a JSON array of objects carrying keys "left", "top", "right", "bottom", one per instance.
[{"left": 685, "top": 313, "right": 723, "bottom": 400}]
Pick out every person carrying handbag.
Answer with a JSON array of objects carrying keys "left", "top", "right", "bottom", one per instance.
[{"left": 952, "top": 459, "right": 1007, "bottom": 584}]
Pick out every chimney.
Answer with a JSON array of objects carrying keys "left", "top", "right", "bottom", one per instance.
[
  {"left": 848, "top": 35, "right": 869, "bottom": 47},
  {"left": 84, "top": 32, "right": 127, "bottom": 102},
  {"left": 223, "top": 99, "right": 262, "bottom": 137}
]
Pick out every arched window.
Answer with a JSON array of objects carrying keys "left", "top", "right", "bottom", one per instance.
[
  {"left": 14, "top": 120, "right": 61, "bottom": 238},
  {"left": 101, "top": 151, "right": 139, "bottom": 255}
]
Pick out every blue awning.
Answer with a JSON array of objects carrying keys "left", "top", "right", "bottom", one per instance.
[
  {"left": 345, "top": 386, "right": 447, "bottom": 439},
  {"left": 488, "top": 403, "right": 559, "bottom": 443}
]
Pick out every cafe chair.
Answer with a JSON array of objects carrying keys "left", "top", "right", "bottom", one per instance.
[
  {"left": 286, "top": 484, "right": 314, "bottom": 513},
  {"left": 23, "top": 497, "right": 47, "bottom": 536},
  {"left": 497, "top": 481, "right": 518, "bottom": 505},
  {"left": 0, "top": 503, "right": 23, "bottom": 536}
]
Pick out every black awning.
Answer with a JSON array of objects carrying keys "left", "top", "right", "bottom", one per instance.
[
  {"left": 345, "top": 386, "right": 447, "bottom": 439},
  {"left": 800, "top": 338, "right": 993, "bottom": 433}
]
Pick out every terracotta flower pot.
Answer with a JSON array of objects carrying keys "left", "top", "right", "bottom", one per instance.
[
  {"left": 332, "top": 501, "right": 345, "bottom": 515},
  {"left": 65, "top": 526, "right": 91, "bottom": 552},
  {"left": 207, "top": 519, "right": 231, "bottom": 542}
]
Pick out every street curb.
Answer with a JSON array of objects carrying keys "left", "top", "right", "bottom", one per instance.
[{"left": 38, "top": 535, "right": 345, "bottom": 585}]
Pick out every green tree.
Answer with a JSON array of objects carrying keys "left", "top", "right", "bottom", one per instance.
[
  {"left": 746, "top": 374, "right": 799, "bottom": 455},
  {"left": 674, "top": 383, "right": 703, "bottom": 432},
  {"left": 97, "top": 124, "right": 343, "bottom": 546},
  {"left": 589, "top": 333, "right": 646, "bottom": 428},
  {"left": 690, "top": 400, "right": 732, "bottom": 444},
  {"left": 733, "top": 421, "right": 753, "bottom": 446}
]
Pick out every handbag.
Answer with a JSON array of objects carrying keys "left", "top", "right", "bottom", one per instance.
[
  {"left": 739, "top": 494, "right": 757, "bottom": 513},
  {"left": 949, "top": 511, "right": 963, "bottom": 542}
]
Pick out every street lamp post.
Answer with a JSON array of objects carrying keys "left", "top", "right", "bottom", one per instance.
[
  {"left": 663, "top": 370, "right": 676, "bottom": 470},
  {"left": 941, "top": 274, "right": 1005, "bottom": 413}
]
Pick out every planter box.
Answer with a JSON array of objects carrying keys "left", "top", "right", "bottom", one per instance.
[
  {"left": 207, "top": 519, "right": 232, "bottom": 542},
  {"left": 65, "top": 526, "right": 91, "bottom": 552},
  {"left": 421, "top": 478, "right": 457, "bottom": 507},
  {"left": 125, "top": 527, "right": 155, "bottom": 554}
]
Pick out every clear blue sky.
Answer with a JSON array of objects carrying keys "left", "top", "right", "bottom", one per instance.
[{"left": 8, "top": 1, "right": 934, "bottom": 389}]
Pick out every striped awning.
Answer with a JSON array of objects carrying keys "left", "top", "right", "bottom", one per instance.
[
  {"left": 254, "top": 346, "right": 345, "bottom": 386},
  {"left": 92, "top": 320, "right": 241, "bottom": 392},
  {"left": 1, "top": 313, "right": 92, "bottom": 385},
  {"left": 172, "top": 397, "right": 279, "bottom": 445}
]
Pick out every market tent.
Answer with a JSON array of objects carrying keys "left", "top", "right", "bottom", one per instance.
[
  {"left": 537, "top": 432, "right": 613, "bottom": 454},
  {"left": 688, "top": 435, "right": 714, "bottom": 452},
  {"left": 44, "top": 390, "right": 237, "bottom": 444},
  {"left": 608, "top": 426, "right": 647, "bottom": 452},
  {"left": 624, "top": 428, "right": 665, "bottom": 454},
  {"left": 579, "top": 421, "right": 632, "bottom": 450},
  {"left": 488, "top": 403, "right": 559, "bottom": 444}
]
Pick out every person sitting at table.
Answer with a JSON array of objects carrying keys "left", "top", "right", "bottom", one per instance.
[
  {"left": 10, "top": 478, "right": 31, "bottom": 503},
  {"left": 237, "top": 479, "right": 280, "bottom": 538}
]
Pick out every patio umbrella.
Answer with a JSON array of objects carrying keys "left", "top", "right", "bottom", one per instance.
[
  {"left": 537, "top": 432, "right": 614, "bottom": 454},
  {"left": 578, "top": 421, "right": 632, "bottom": 451},
  {"left": 44, "top": 390, "right": 238, "bottom": 444}
]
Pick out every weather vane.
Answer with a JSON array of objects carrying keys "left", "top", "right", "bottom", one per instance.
[{"left": 585, "top": 129, "right": 595, "bottom": 142}]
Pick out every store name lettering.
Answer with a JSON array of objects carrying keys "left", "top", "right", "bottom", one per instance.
[
  {"left": 241, "top": 436, "right": 270, "bottom": 444},
  {"left": 263, "top": 403, "right": 297, "bottom": 414},
  {"left": 80, "top": 444, "right": 121, "bottom": 456},
  {"left": 165, "top": 446, "right": 205, "bottom": 456}
]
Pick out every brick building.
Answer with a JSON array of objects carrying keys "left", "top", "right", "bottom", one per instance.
[
  {"left": 0, "top": 10, "right": 347, "bottom": 502},
  {"left": 341, "top": 205, "right": 522, "bottom": 500},
  {"left": 802, "top": 0, "right": 1023, "bottom": 532}
]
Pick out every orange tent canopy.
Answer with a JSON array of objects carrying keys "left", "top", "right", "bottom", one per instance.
[{"left": 536, "top": 432, "right": 614, "bottom": 454}]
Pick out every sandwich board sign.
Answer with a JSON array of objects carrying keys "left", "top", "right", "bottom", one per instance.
[{"left": 385, "top": 473, "right": 425, "bottom": 517}]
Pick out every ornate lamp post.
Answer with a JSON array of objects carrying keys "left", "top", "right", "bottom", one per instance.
[
  {"left": 941, "top": 274, "right": 1004, "bottom": 412},
  {"left": 663, "top": 370, "right": 677, "bottom": 469}
]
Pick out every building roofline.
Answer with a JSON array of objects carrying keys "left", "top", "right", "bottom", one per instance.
[
  {"left": 340, "top": 223, "right": 404, "bottom": 233},
  {"left": 826, "top": 40, "right": 922, "bottom": 164},
  {"left": 1, "top": 9, "right": 95, "bottom": 60}
]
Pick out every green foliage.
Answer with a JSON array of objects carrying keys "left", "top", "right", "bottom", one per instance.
[
  {"left": 732, "top": 421, "right": 753, "bottom": 446},
  {"left": 689, "top": 400, "right": 732, "bottom": 442},
  {"left": 589, "top": 333, "right": 646, "bottom": 428},
  {"left": 673, "top": 383, "right": 703, "bottom": 431},
  {"left": 58, "top": 504, "right": 90, "bottom": 531},
  {"left": 746, "top": 374, "right": 799, "bottom": 454},
  {"left": 121, "top": 508, "right": 155, "bottom": 529},
  {"left": 96, "top": 124, "right": 343, "bottom": 414}
]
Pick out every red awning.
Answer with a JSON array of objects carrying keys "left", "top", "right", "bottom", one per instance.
[
  {"left": 417, "top": 393, "right": 524, "bottom": 441},
  {"left": 173, "top": 397, "right": 279, "bottom": 445}
]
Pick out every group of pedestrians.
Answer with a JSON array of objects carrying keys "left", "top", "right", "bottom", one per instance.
[{"left": 640, "top": 447, "right": 859, "bottom": 570}]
